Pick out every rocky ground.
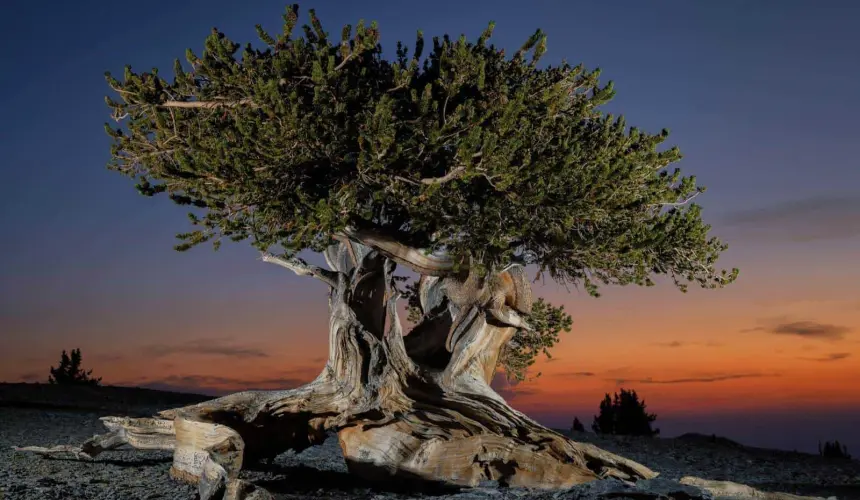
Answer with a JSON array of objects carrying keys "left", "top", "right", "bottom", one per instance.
[{"left": 2, "top": 384, "right": 859, "bottom": 500}]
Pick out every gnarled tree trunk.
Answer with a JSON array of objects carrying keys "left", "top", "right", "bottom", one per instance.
[{"left": 14, "top": 235, "right": 823, "bottom": 500}]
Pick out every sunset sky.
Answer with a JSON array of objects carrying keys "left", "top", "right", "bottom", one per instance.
[{"left": 1, "top": 0, "right": 858, "bottom": 455}]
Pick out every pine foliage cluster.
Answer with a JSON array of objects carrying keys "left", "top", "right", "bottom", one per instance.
[
  {"left": 101, "top": 5, "right": 738, "bottom": 380},
  {"left": 103, "top": 4, "right": 737, "bottom": 295}
]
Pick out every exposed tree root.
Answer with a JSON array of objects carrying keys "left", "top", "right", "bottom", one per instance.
[
  {"left": 680, "top": 477, "right": 829, "bottom": 500},
  {"left": 14, "top": 415, "right": 175, "bottom": 459}
]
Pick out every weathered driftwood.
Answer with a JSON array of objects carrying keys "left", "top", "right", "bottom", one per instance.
[{"left": 13, "top": 233, "right": 824, "bottom": 500}]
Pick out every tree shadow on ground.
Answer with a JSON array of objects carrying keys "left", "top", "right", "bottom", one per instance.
[
  {"left": 248, "top": 463, "right": 463, "bottom": 497},
  {"left": 752, "top": 482, "right": 860, "bottom": 499},
  {"left": 43, "top": 455, "right": 173, "bottom": 467}
]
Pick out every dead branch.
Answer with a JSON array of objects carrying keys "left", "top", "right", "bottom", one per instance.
[
  {"left": 260, "top": 253, "right": 338, "bottom": 287},
  {"left": 159, "top": 98, "right": 257, "bottom": 109},
  {"left": 649, "top": 190, "right": 702, "bottom": 208},
  {"left": 340, "top": 226, "right": 458, "bottom": 276}
]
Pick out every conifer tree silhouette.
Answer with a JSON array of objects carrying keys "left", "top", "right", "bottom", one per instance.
[
  {"left": 48, "top": 348, "right": 101, "bottom": 386},
  {"left": 592, "top": 388, "right": 659, "bottom": 436},
  {"left": 819, "top": 440, "right": 852, "bottom": 459}
]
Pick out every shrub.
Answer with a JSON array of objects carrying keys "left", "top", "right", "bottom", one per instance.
[
  {"left": 48, "top": 348, "right": 101, "bottom": 386},
  {"left": 592, "top": 388, "right": 659, "bottom": 436},
  {"left": 571, "top": 417, "right": 585, "bottom": 433}
]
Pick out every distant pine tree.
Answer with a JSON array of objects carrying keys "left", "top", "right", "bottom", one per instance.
[
  {"left": 48, "top": 348, "right": 101, "bottom": 386},
  {"left": 571, "top": 417, "right": 585, "bottom": 433},
  {"left": 819, "top": 440, "right": 851, "bottom": 459},
  {"left": 592, "top": 388, "right": 659, "bottom": 436}
]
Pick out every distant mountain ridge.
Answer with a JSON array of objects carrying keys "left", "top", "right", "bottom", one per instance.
[{"left": 0, "top": 382, "right": 212, "bottom": 415}]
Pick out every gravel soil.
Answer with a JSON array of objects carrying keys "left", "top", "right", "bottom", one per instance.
[{"left": 1, "top": 385, "right": 859, "bottom": 500}]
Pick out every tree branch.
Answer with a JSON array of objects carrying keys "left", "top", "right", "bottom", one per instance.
[
  {"left": 420, "top": 166, "right": 467, "bottom": 185},
  {"left": 333, "top": 52, "right": 355, "bottom": 71},
  {"left": 260, "top": 253, "right": 338, "bottom": 287},
  {"left": 159, "top": 98, "right": 257, "bottom": 109},
  {"left": 340, "top": 226, "right": 459, "bottom": 276},
  {"left": 648, "top": 190, "right": 702, "bottom": 208},
  {"left": 395, "top": 166, "right": 467, "bottom": 186}
]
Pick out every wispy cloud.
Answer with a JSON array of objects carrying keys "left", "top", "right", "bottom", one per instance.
[
  {"left": 770, "top": 321, "right": 850, "bottom": 340},
  {"left": 719, "top": 194, "right": 860, "bottom": 242},
  {"left": 798, "top": 352, "right": 851, "bottom": 362},
  {"left": 92, "top": 353, "right": 124, "bottom": 363},
  {"left": 555, "top": 371, "right": 596, "bottom": 378},
  {"left": 603, "top": 366, "right": 630, "bottom": 376},
  {"left": 743, "top": 320, "right": 851, "bottom": 341},
  {"left": 17, "top": 372, "right": 41, "bottom": 382},
  {"left": 652, "top": 341, "right": 723, "bottom": 348},
  {"left": 490, "top": 372, "right": 540, "bottom": 400},
  {"left": 142, "top": 338, "right": 269, "bottom": 359},
  {"left": 613, "top": 373, "right": 777, "bottom": 385}
]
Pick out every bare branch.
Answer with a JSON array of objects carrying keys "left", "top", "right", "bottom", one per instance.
[
  {"left": 159, "top": 98, "right": 257, "bottom": 109},
  {"left": 395, "top": 166, "right": 467, "bottom": 186},
  {"left": 260, "top": 253, "right": 338, "bottom": 287},
  {"left": 334, "top": 53, "right": 355, "bottom": 71},
  {"left": 421, "top": 166, "right": 467, "bottom": 185},
  {"left": 649, "top": 190, "right": 702, "bottom": 208},
  {"left": 393, "top": 175, "right": 421, "bottom": 186},
  {"left": 486, "top": 304, "right": 532, "bottom": 331},
  {"left": 331, "top": 235, "right": 359, "bottom": 266},
  {"left": 340, "top": 226, "right": 459, "bottom": 276}
]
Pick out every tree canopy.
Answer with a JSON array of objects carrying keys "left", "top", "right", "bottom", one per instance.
[{"left": 104, "top": 4, "right": 737, "bottom": 294}]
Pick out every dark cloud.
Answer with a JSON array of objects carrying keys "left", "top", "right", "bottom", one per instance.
[
  {"left": 770, "top": 321, "right": 850, "bottom": 340},
  {"left": 718, "top": 194, "right": 860, "bottom": 242},
  {"left": 142, "top": 339, "right": 269, "bottom": 359},
  {"left": 613, "top": 373, "right": 777, "bottom": 385},
  {"left": 798, "top": 352, "right": 851, "bottom": 362}
]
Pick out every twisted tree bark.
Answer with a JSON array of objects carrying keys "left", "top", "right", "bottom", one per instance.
[{"left": 13, "top": 235, "right": 824, "bottom": 500}]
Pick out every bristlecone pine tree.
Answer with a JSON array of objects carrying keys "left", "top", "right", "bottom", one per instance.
[
  {"left": 48, "top": 348, "right": 102, "bottom": 386},
  {"left": 26, "top": 6, "right": 829, "bottom": 500}
]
